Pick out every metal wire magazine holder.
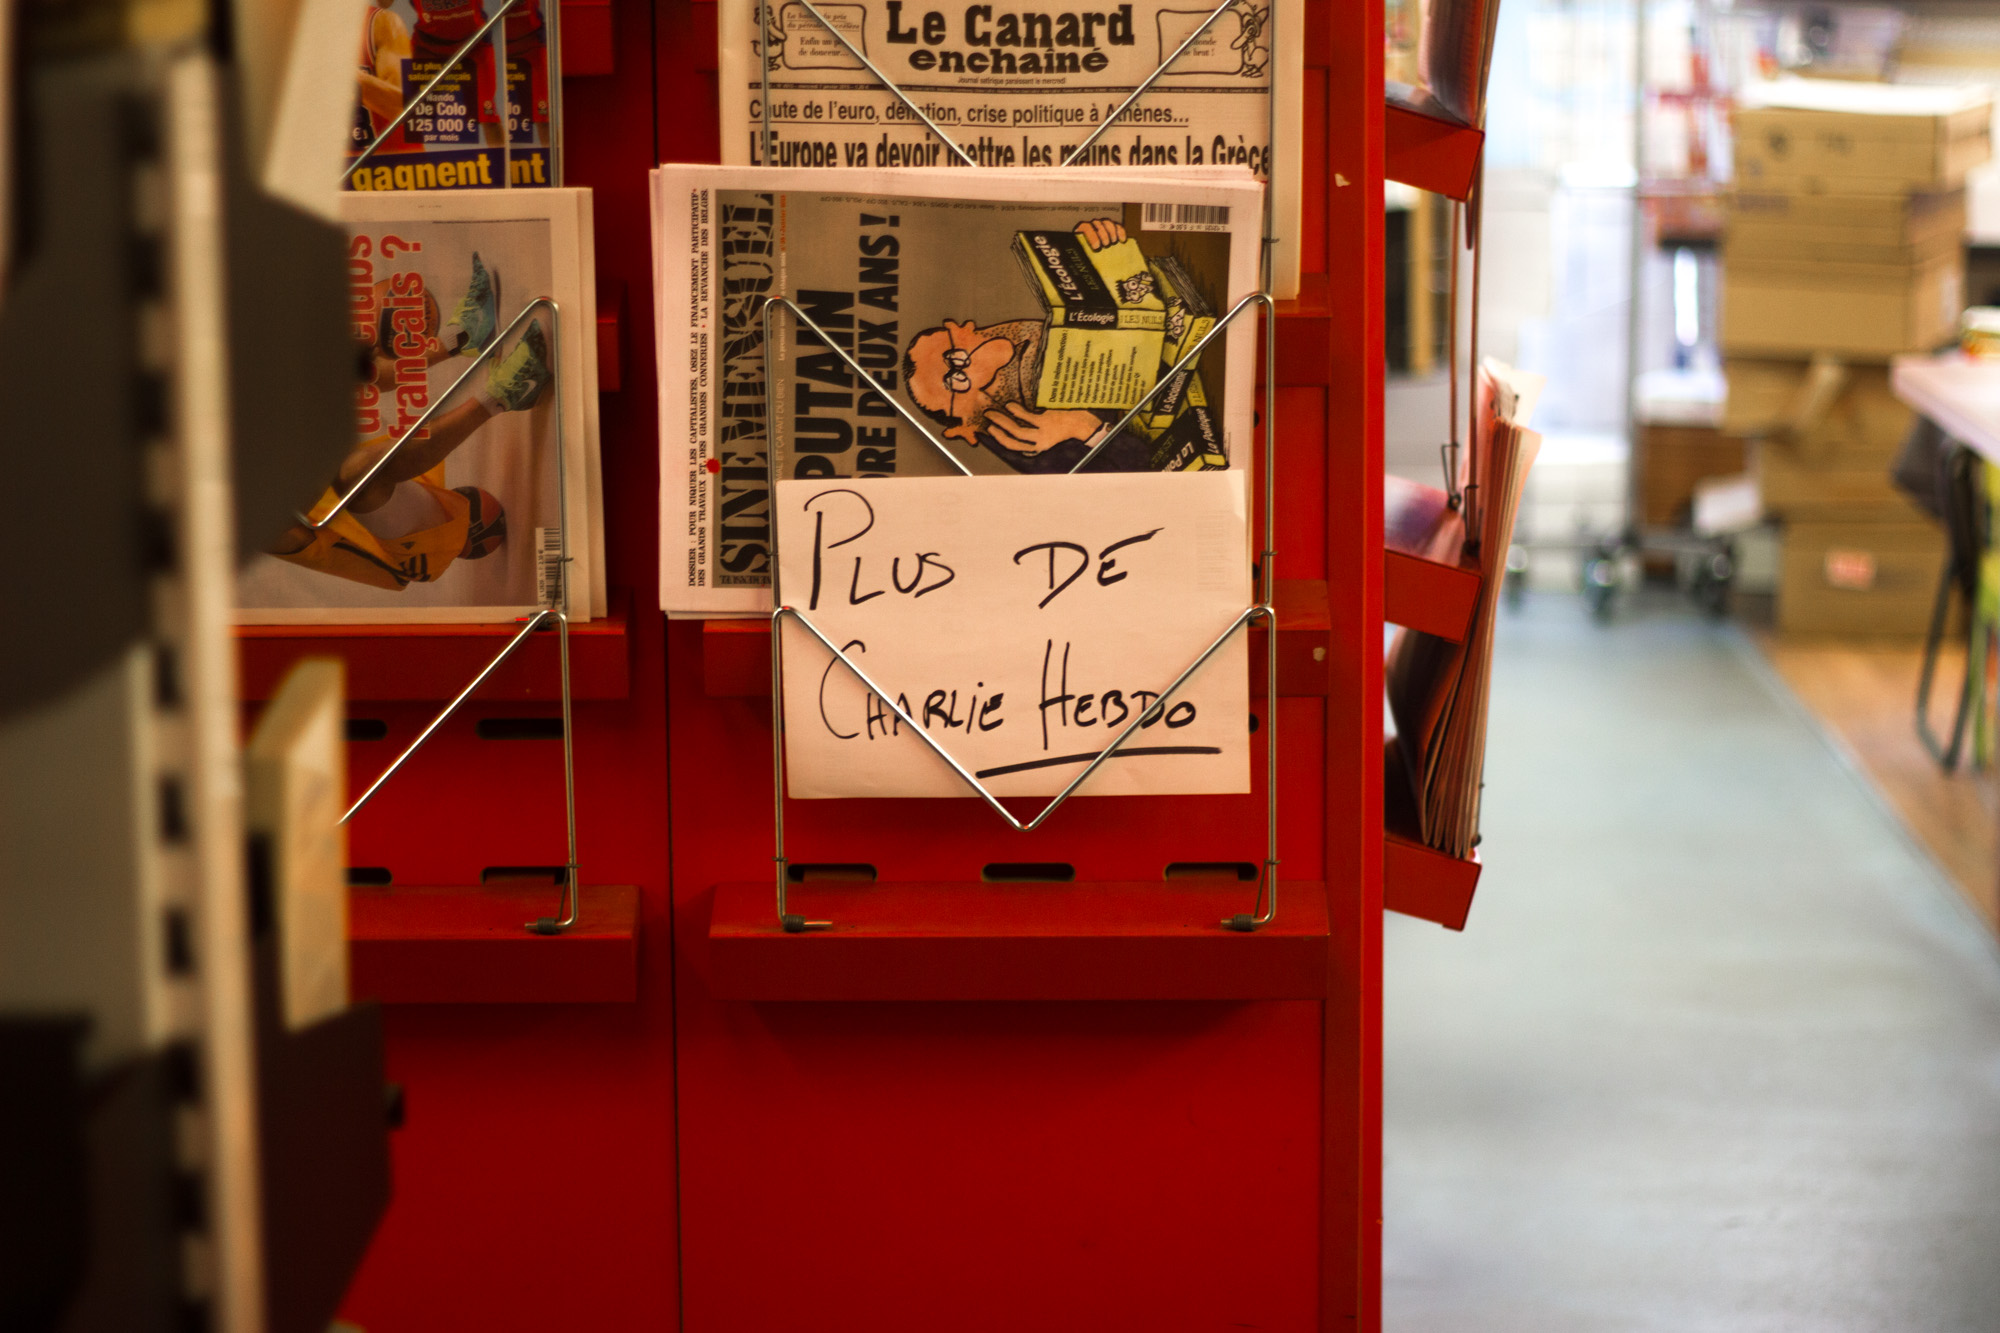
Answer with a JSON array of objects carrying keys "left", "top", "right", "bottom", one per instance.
[
  {"left": 744, "top": 0, "right": 1286, "bottom": 933},
  {"left": 760, "top": 291, "right": 1280, "bottom": 935},
  {"left": 346, "top": 0, "right": 564, "bottom": 189},
  {"left": 313, "top": 297, "right": 582, "bottom": 936}
]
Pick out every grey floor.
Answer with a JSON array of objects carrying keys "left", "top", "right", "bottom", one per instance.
[{"left": 1383, "top": 594, "right": 2000, "bottom": 1332}]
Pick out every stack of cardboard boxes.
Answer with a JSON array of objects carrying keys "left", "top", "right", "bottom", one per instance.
[{"left": 1721, "top": 81, "right": 1991, "bottom": 634}]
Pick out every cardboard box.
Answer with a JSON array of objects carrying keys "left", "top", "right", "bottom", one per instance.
[
  {"left": 1724, "top": 189, "right": 1965, "bottom": 266},
  {"left": 1757, "top": 438, "right": 1929, "bottom": 522},
  {"left": 1721, "top": 356, "right": 1913, "bottom": 459},
  {"left": 1721, "top": 252, "right": 1963, "bottom": 359},
  {"left": 1734, "top": 81, "right": 1992, "bottom": 194},
  {"left": 1638, "top": 423, "right": 1748, "bottom": 527},
  {"left": 1778, "top": 520, "right": 1945, "bottom": 636}
]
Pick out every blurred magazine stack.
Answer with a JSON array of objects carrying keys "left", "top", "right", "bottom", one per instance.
[
  {"left": 238, "top": 188, "right": 603, "bottom": 623},
  {"left": 1388, "top": 0, "right": 1501, "bottom": 129},
  {"left": 650, "top": 165, "right": 1264, "bottom": 616},
  {"left": 1386, "top": 359, "right": 1541, "bottom": 857}
]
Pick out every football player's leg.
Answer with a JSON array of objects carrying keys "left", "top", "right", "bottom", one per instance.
[
  {"left": 454, "top": 486, "right": 508, "bottom": 559},
  {"left": 338, "top": 398, "right": 495, "bottom": 511}
]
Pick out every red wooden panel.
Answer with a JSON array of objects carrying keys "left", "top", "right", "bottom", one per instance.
[
  {"left": 641, "top": 0, "right": 1386, "bottom": 1327},
  {"left": 349, "top": 884, "right": 640, "bottom": 1003},
  {"left": 1301, "top": 66, "right": 1329, "bottom": 276},
  {"left": 558, "top": 0, "right": 614, "bottom": 77},
  {"left": 703, "top": 879, "right": 1330, "bottom": 1001},
  {"left": 698, "top": 617, "right": 770, "bottom": 697},
  {"left": 1265, "top": 577, "right": 1330, "bottom": 697},
  {"left": 1277, "top": 273, "right": 1333, "bottom": 385},
  {"left": 1384, "top": 475, "right": 1481, "bottom": 643},
  {"left": 337, "top": 0, "right": 681, "bottom": 1324},
  {"left": 1383, "top": 832, "right": 1481, "bottom": 930},
  {"left": 1276, "top": 387, "right": 1329, "bottom": 583},
  {"left": 676, "top": 998, "right": 1326, "bottom": 1330},
  {"left": 1384, "top": 85, "right": 1485, "bottom": 202},
  {"left": 698, "top": 580, "right": 1330, "bottom": 698},
  {"left": 1326, "top": 3, "right": 1387, "bottom": 1326},
  {"left": 690, "top": 0, "right": 718, "bottom": 72},
  {"left": 596, "top": 277, "right": 624, "bottom": 392},
  {"left": 237, "top": 597, "right": 631, "bottom": 702}
]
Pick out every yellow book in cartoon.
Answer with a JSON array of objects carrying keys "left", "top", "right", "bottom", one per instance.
[{"left": 1013, "top": 228, "right": 1167, "bottom": 411}]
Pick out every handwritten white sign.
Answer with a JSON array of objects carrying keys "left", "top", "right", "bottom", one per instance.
[{"left": 776, "top": 472, "right": 1251, "bottom": 799}]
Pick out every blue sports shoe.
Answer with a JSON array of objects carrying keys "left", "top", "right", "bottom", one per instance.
[
  {"left": 447, "top": 252, "right": 499, "bottom": 356},
  {"left": 485, "top": 318, "right": 552, "bottom": 412}
]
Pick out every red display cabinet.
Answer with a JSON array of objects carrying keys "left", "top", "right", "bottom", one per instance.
[{"left": 320, "top": 1, "right": 1393, "bottom": 1326}]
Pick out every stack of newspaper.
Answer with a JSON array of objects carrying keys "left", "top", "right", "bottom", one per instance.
[
  {"left": 1385, "top": 359, "right": 1542, "bottom": 858},
  {"left": 718, "top": 0, "right": 1303, "bottom": 298},
  {"left": 651, "top": 165, "right": 1267, "bottom": 617}
]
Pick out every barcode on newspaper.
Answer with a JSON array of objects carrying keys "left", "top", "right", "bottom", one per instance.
[
  {"left": 1141, "top": 202, "right": 1232, "bottom": 233},
  {"left": 536, "top": 526, "right": 563, "bottom": 607}
]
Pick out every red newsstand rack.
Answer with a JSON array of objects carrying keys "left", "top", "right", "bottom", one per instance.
[{"left": 234, "top": 3, "right": 1482, "bottom": 1326}]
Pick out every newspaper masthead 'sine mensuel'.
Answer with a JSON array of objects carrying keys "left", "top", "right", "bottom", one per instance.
[
  {"left": 650, "top": 165, "right": 1264, "bottom": 616},
  {"left": 718, "top": 0, "right": 1302, "bottom": 297}
]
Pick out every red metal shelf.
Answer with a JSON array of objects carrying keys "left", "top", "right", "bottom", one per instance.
[
  {"left": 1385, "top": 476, "right": 1480, "bottom": 644},
  {"left": 237, "top": 592, "right": 632, "bottom": 702},
  {"left": 701, "top": 578, "right": 1331, "bottom": 698},
  {"left": 1380, "top": 740, "right": 1480, "bottom": 930},
  {"left": 1385, "top": 82, "right": 1484, "bottom": 202},
  {"left": 1384, "top": 831, "right": 1480, "bottom": 930},
  {"left": 701, "top": 879, "right": 1331, "bottom": 1002},
  {"left": 348, "top": 883, "right": 639, "bottom": 1004},
  {"left": 1275, "top": 273, "right": 1333, "bottom": 386}
]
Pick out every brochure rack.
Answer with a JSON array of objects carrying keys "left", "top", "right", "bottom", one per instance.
[
  {"left": 760, "top": 293, "right": 1281, "bottom": 933},
  {"left": 332, "top": 2, "right": 1395, "bottom": 1329},
  {"left": 295, "top": 296, "right": 583, "bottom": 934}
]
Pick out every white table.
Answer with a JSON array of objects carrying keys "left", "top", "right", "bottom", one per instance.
[{"left": 1892, "top": 354, "right": 2000, "bottom": 465}]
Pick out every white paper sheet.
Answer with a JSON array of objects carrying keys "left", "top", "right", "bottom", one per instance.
[{"left": 776, "top": 471, "right": 1250, "bottom": 798}]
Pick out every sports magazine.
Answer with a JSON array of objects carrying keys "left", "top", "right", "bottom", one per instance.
[
  {"left": 238, "top": 189, "right": 603, "bottom": 624},
  {"left": 346, "top": 0, "right": 558, "bottom": 192}
]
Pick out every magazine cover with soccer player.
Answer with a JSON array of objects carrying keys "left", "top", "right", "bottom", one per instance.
[
  {"left": 650, "top": 164, "right": 1262, "bottom": 615},
  {"left": 346, "top": 0, "right": 557, "bottom": 191},
  {"left": 238, "top": 189, "right": 603, "bottom": 623}
]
